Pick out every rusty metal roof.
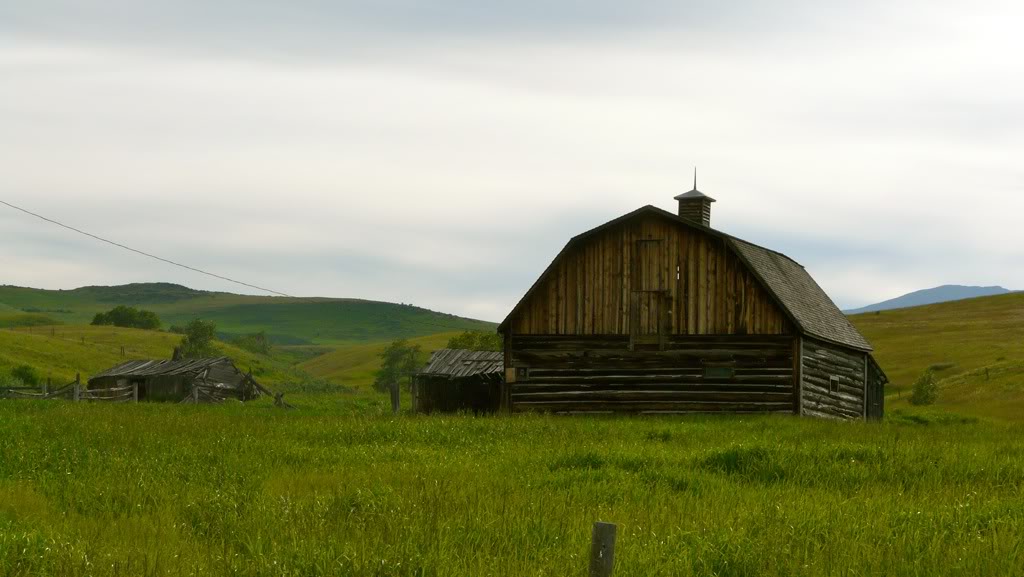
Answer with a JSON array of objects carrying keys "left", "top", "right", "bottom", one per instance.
[{"left": 418, "top": 349, "right": 503, "bottom": 379}]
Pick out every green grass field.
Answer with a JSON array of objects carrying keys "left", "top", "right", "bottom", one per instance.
[
  {"left": 3, "top": 291, "right": 1024, "bottom": 574},
  {"left": 1, "top": 404, "right": 1023, "bottom": 576},
  {"left": 0, "top": 283, "right": 496, "bottom": 345}
]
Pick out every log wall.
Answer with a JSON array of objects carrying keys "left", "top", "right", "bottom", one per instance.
[
  {"left": 508, "top": 335, "right": 795, "bottom": 414},
  {"left": 800, "top": 338, "right": 866, "bottom": 420},
  {"left": 508, "top": 214, "right": 791, "bottom": 336}
]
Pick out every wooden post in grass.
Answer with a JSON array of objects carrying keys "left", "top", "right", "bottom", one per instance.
[
  {"left": 193, "top": 386, "right": 199, "bottom": 404},
  {"left": 132, "top": 383, "right": 139, "bottom": 403},
  {"left": 43, "top": 377, "right": 49, "bottom": 396},
  {"left": 73, "top": 373, "right": 81, "bottom": 402},
  {"left": 589, "top": 522, "right": 617, "bottom": 577},
  {"left": 390, "top": 382, "right": 400, "bottom": 415}
]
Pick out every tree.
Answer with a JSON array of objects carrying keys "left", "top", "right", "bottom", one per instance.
[
  {"left": 179, "top": 319, "right": 218, "bottom": 358},
  {"left": 373, "top": 339, "right": 422, "bottom": 393},
  {"left": 233, "top": 331, "right": 272, "bottom": 355},
  {"left": 91, "top": 305, "right": 161, "bottom": 330},
  {"left": 445, "top": 330, "right": 503, "bottom": 352},
  {"left": 10, "top": 365, "right": 40, "bottom": 386},
  {"left": 909, "top": 370, "right": 938, "bottom": 406}
]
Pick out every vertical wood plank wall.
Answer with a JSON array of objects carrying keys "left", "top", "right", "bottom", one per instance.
[
  {"left": 800, "top": 337, "right": 867, "bottom": 420},
  {"left": 508, "top": 215, "right": 791, "bottom": 336}
]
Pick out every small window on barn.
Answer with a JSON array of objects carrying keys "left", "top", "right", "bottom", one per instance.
[
  {"left": 829, "top": 375, "right": 840, "bottom": 393},
  {"left": 703, "top": 362, "right": 736, "bottom": 379}
]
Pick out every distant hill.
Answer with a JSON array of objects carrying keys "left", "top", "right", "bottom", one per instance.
[
  {"left": 849, "top": 291, "right": 1024, "bottom": 421},
  {"left": 844, "top": 285, "right": 1014, "bottom": 314},
  {"left": 0, "top": 283, "right": 496, "bottom": 345}
]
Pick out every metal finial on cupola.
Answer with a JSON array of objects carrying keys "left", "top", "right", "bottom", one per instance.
[{"left": 674, "top": 167, "right": 716, "bottom": 227}]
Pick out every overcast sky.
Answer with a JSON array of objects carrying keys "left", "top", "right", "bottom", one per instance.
[{"left": 2, "top": 1, "right": 1022, "bottom": 321}]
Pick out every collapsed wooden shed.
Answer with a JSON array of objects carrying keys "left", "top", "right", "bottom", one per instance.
[
  {"left": 498, "top": 187, "right": 889, "bottom": 420},
  {"left": 412, "top": 349, "right": 503, "bottom": 414},
  {"left": 89, "top": 357, "right": 263, "bottom": 403}
]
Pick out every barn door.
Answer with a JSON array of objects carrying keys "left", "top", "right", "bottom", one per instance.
[{"left": 630, "top": 239, "right": 670, "bottom": 349}]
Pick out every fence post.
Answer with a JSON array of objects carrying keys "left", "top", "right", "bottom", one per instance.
[
  {"left": 589, "top": 522, "right": 617, "bottom": 577},
  {"left": 390, "top": 382, "right": 400, "bottom": 415},
  {"left": 43, "top": 377, "right": 50, "bottom": 396},
  {"left": 133, "top": 383, "right": 139, "bottom": 403},
  {"left": 73, "top": 373, "right": 81, "bottom": 402},
  {"left": 193, "top": 386, "right": 199, "bottom": 403}
]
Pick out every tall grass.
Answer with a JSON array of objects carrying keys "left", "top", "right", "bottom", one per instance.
[{"left": 1, "top": 402, "right": 1023, "bottom": 576}]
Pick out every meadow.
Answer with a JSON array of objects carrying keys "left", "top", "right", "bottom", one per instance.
[
  {"left": 1, "top": 401, "right": 1022, "bottom": 577},
  {"left": 3, "top": 289, "right": 1024, "bottom": 575}
]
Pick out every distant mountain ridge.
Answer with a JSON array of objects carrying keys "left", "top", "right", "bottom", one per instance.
[{"left": 845, "top": 285, "right": 1015, "bottom": 315}]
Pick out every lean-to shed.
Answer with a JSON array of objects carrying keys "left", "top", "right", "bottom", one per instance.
[
  {"left": 498, "top": 187, "right": 888, "bottom": 420},
  {"left": 89, "top": 357, "right": 262, "bottom": 402},
  {"left": 412, "top": 349, "right": 503, "bottom": 414}
]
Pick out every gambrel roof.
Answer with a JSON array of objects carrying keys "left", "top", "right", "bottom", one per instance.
[{"left": 499, "top": 205, "right": 872, "bottom": 352}]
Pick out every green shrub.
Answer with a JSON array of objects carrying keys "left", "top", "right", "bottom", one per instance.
[
  {"left": 179, "top": 319, "right": 218, "bottom": 358},
  {"left": 91, "top": 306, "right": 161, "bottom": 330},
  {"left": 445, "top": 331, "right": 502, "bottom": 352},
  {"left": 233, "top": 331, "right": 272, "bottom": 355},
  {"left": 10, "top": 365, "right": 40, "bottom": 387},
  {"left": 909, "top": 370, "right": 939, "bottom": 406}
]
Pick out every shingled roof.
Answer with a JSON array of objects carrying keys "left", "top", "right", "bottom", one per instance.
[
  {"left": 499, "top": 205, "right": 873, "bottom": 352},
  {"left": 729, "top": 238, "right": 872, "bottom": 351},
  {"left": 418, "top": 349, "right": 504, "bottom": 379}
]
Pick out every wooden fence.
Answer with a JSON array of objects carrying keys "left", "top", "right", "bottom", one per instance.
[{"left": 1, "top": 372, "right": 271, "bottom": 404}]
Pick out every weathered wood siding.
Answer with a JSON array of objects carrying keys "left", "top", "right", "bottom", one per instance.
[
  {"left": 413, "top": 376, "right": 501, "bottom": 415},
  {"left": 508, "top": 335, "right": 795, "bottom": 414},
  {"left": 800, "top": 338, "right": 866, "bottom": 420},
  {"left": 508, "top": 214, "right": 791, "bottom": 336},
  {"left": 866, "top": 357, "right": 885, "bottom": 421}
]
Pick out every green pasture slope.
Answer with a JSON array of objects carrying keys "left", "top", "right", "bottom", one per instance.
[
  {"left": 0, "top": 325, "right": 304, "bottom": 389},
  {"left": 850, "top": 291, "right": 1024, "bottom": 419},
  {"left": 299, "top": 332, "right": 460, "bottom": 389},
  {"left": 0, "top": 283, "right": 496, "bottom": 345},
  {"left": 1, "top": 405, "right": 1023, "bottom": 576}
]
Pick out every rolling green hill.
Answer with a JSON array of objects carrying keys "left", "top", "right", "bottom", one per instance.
[
  {"left": 850, "top": 291, "right": 1024, "bottom": 419},
  {"left": 0, "top": 325, "right": 304, "bottom": 389},
  {"left": 300, "top": 332, "right": 461, "bottom": 389},
  {"left": 0, "top": 283, "right": 496, "bottom": 345}
]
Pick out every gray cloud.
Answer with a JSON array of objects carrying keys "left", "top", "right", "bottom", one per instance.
[{"left": 2, "top": 0, "right": 1023, "bottom": 320}]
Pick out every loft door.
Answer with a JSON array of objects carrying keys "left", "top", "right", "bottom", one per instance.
[{"left": 630, "top": 239, "right": 669, "bottom": 348}]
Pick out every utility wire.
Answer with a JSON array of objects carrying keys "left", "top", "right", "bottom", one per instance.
[{"left": 0, "top": 199, "right": 293, "bottom": 297}]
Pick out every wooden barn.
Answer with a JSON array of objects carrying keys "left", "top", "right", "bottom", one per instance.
[
  {"left": 412, "top": 349, "right": 503, "bottom": 414},
  {"left": 89, "top": 357, "right": 263, "bottom": 403},
  {"left": 498, "top": 187, "right": 887, "bottom": 420}
]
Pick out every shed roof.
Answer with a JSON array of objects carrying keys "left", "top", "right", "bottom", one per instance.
[
  {"left": 499, "top": 205, "right": 872, "bottom": 352},
  {"left": 91, "top": 357, "right": 237, "bottom": 379},
  {"left": 418, "top": 349, "right": 504, "bottom": 379}
]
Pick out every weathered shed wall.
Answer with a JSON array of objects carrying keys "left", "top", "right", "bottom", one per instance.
[
  {"left": 508, "top": 335, "right": 795, "bottom": 414},
  {"left": 800, "top": 337, "right": 866, "bottom": 420},
  {"left": 508, "top": 215, "right": 791, "bottom": 337},
  {"left": 414, "top": 376, "right": 501, "bottom": 414}
]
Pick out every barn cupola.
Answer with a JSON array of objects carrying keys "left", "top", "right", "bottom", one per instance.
[{"left": 674, "top": 171, "right": 716, "bottom": 227}]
